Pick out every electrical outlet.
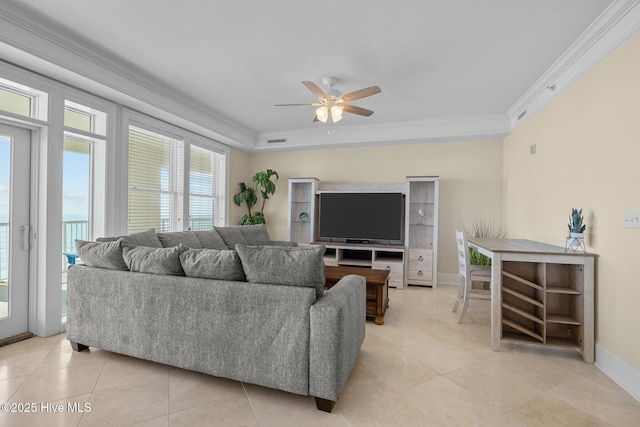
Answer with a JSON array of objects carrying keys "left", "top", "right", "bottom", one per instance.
[
  {"left": 530, "top": 143, "right": 537, "bottom": 155},
  {"left": 623, "top": 210, "right": 640, "bottom": 229}
]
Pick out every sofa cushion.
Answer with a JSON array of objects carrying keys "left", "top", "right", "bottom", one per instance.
[
  {"left": 236, "top": 244, "right": 326, "bottom": 297},
  {"left": 192, "top": 230, "right": 228, "bottom": 250},
  {"left": 180, "top": 248, "right": 246, "bottom": 281},
  {"left": 75, "top": 239, "right": 129, "bottom": 271},
  {"left": 157, "top": 231, "right": 202, "bottom": 249},
  {"left": 240, "top": 224, "right": 272, "bottom": 245},
  {"left": 122, "top": 244, "right": 186, "bottom": 276},
  {"left": 215, "top": 224, "right": 272, "bottom": 249},
  {"left": 96, "top": 228, "right": 163, "bottom": 248},
  {"left": 214, "top": 226, "right": 248, "bottom": 248}
]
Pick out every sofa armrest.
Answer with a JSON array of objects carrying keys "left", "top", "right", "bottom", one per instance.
[{"left": 309, "top": 274, "right": 366, "bottom": 404}]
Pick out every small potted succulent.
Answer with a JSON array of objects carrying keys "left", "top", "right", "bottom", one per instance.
[
  {"left": 568, "top": 208, "right": 586, "bottom": 237},
  {"left": 566, "top": 208, "right": 586, "bottom": 252}
]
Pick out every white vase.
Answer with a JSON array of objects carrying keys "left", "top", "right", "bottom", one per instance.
[{"left": 566, "top": 234, "right": 585, "bottom": 252}]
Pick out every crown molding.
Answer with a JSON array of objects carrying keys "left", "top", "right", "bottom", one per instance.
[
  {"left": 0, "top": 1, "right": 255, "bottom": 149},
  {"left": 2, "top": 1, "right": 635, "bottom": 151},
  {"left": 255, "top": 114, "right": 510, "bottom": 151},
  {"left": 508, "top": 0, "right": 640, "bottom": 129}
]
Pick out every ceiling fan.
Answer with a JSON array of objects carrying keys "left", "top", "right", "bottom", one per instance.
[{"left": 275, "top": 76, "right": 381, "bottom": 123}]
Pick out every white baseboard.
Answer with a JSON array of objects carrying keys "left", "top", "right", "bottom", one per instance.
[{"left": 595, "top": 342, "right": 640, "bottom": 403}]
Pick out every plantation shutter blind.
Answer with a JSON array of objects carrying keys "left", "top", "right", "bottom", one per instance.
[
  {"left": 128, "top": 126, "right": 184, "bottom": 233},
  {"left": 189, "top": 145, "right": 226, "bottom": 230}
]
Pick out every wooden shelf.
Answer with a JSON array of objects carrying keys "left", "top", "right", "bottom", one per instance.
[
  {"left": 502, "top": 303, "right": 543, "bottom": 325},
  {"left": 503, "top": 287, "right": 544, "bottom": 308},
  {"left": 547, "top": 286, "right": 581, "bottom": 295},
  {"left": 338, "top": 259, "right": 372, "bottom": 267},
  {"left": 497, "top": 259, "right": 592, "bottom": 362},
  {"left": 503, "top": 271, "right": 543, "bottom": 291},
  {"left": 546, "top": 314, "right": 581, "bottom": 325},
  {"left": 502, "top": 319, "right": 543, "bottom": 342},
  {"left": 546, "top": 336, "right": 581, "bottom": 348}
]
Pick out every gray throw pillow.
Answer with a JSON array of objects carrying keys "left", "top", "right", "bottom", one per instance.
[
  {"left": 215, "top": 226, "right": 249, "bottom": 249},
  {"left": 122, "top": 244, "right": 186, "bottom": 276},
  {"left": 236, "top": 244, "right": 326, "bottom": 297},
  {"left": 180, "top": 248, "right": 246, "bottom": 281},
  {"left": 157, "top": 231, "right": 202, "bottom": 249},
  {"left": 75, "top": 239, "right": 129, "bottom": 270},
  {"left": 96, "top": 228, "right": 163, "bottom": 248},
  {"left": 239, "top": 224, "right": 272, "bottom": 245},
  {"left": 214, "top": 225, "right": 272, "bottom": 249},
  {"left": 192, "top": 229, "right": 228, "bottom": 250}
]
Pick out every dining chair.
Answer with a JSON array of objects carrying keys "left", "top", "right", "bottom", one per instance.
[{"left": 452, "top": 230, "right": 491, "bottom": 323}]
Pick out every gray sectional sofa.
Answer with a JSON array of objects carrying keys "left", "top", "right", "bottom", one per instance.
[{"left": 67, "top": 225, "right": 366, "bottom": 412}]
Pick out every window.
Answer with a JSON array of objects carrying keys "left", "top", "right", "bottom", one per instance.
[
  {"left": 128, "top": 126, "right": 184, "bottom": 233},
  {"left": 127, "top": 120, "right": 227, "bottom": 234},
  {"left": 0, "top": 77, "right": 48, "bottom": 120},
  {"left": 62, "top": 99, "right": 106, "bottom": 316},
  {"left": 189, "top": 144, "right": 226, "bottom": 230}
]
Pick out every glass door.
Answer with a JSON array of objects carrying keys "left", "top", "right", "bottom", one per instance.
[{"left": 0, "top": 124, "right": 31, "bottom": 340}]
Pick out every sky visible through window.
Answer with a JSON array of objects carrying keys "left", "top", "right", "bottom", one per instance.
[{"left": 63, "top": 150, "right": 90, "bottom": 222}]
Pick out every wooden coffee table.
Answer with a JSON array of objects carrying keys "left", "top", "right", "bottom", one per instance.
[{"left": 324, "top": 265, "right": 389, "bottom": 325}]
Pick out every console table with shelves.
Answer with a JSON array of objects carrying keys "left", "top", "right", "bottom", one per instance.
[{"left": 468, "top": 237, "right": 596, "bottom": 363}]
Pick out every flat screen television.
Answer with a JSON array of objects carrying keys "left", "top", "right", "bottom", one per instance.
[{"left": 318, "top": 192, "right": 404, "bottom": 243}]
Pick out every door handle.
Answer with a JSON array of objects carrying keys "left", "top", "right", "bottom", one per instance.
[{"left": 20, "top": 225, "right": 30, "bottom": 250}]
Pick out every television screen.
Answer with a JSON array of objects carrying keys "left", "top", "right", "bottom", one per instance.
[{"left": 318, "top": 192, "right": 404, "bottom": 242}]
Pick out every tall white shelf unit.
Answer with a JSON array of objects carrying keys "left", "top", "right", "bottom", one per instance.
[
  {"left": 405, "top": 176, "right": 439, "bottom": 287},
  {"left": 287, "top": 178, "right": 319, "bottom": 244}
]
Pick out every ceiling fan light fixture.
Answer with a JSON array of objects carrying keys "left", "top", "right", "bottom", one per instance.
[
  {"left": 316, "top": 106, "right": 329, "bottom": 123},
  {"left": 330, "top": 105, "right": 343, "bottom": 123}
]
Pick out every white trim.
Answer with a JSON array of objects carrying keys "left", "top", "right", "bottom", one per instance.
[
  {"left": 256, "top": 114, "right": 511, "bottom": 151},
  {"left": 595, "top": 342, "right": 640, "bottom": 403},
  {"left": 0, "top": 3, "right": 255, "bottom": 150},
  {"left": 2, "top": 1, "right": 638, "bottom": 151},
  {"left": 508, "top": 0, "right": 640, "bottom": 129}
]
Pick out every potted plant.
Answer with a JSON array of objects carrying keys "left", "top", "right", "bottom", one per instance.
[
  {"left": 568, "top": 208, "right": 586, "bottom": 237},
  {"left": 566, "top": 208, "right": 586, "bottom": 252},
  {"left": 233, "top": 169, "right": 279, "bottom": 224}
]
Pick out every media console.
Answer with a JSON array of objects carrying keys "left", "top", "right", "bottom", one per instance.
[
  {"left": 315, "top": 242, "right": 405, "bottom": 288},
  {"left": 288, "top": 177, "right": 440, "bottom": 289}
]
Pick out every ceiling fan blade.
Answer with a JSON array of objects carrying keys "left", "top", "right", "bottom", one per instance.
[
  {"left": 342, "top": 104, "right": 375, "bottom": 117},
  {"left": 339, "top": 86, "right": 381, "bottom": 103},
  {"left": 274, "top": 103, "right": 317, "bottom": 106},
  {"left": 312, "top": 115, "right": 319, "bottom": 122},
  {"left": 302, "top": 81, "right": 328, "bottom": 99}
]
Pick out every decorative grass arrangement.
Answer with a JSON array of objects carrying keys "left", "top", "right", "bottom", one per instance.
[{"left": 465, "top": 218, "right": 507, "bottom": 265}]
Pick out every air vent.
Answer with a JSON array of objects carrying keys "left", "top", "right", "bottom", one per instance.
[
  {"left": 517, "top": 110, "right": 527, "bottom": 120},
  {"left": 267, "top": 138, "right": 287, "bottom": 144}
]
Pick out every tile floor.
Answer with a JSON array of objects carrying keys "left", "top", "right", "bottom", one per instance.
[{"left": 0, "top": 285, "right": 639, "bottom": 426}]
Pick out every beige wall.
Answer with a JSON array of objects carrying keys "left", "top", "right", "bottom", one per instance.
[
  {"left": 232, "top": 140, "right": 503, "bottom": 276},
  {"left": 228, "top": 147, "right": 251, "bottom": 224},
  {"left": 504, "top": 32, "right": 640, "bottom": 367}
]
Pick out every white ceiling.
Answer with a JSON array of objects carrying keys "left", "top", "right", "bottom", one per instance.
[{"left": 4, "top": 0, "right": 621, "bottom": 149}]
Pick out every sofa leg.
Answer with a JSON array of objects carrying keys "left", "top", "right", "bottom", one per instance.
[
  {"left": 315, "top": 398, "right": 335, "bottom": 413},
  {"left": 70, "top": 341, "right": 89, "bottom": 352}
]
